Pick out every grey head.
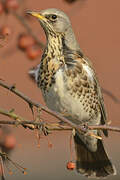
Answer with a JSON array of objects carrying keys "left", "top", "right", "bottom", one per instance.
[
  {"left": 27, "top": 8, "right": 80, "bottom": 50},
  {"left": 40, "top": 8, "right": 72, "bottom": 34}
]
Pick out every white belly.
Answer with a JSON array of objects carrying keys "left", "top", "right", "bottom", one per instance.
[
  {"left": 42, "top": 69, "right": 90, "bottom": 124},
  {"left": 41, "top": 69, "right": 101, "bottom": 152}
]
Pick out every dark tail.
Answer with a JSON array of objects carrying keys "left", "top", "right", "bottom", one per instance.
[{"left": 74, "top": 134, "right": 116, "bottom": 178}]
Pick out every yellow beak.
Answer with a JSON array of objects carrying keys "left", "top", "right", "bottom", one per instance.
[{"left": 27, "top": 11, "right": 46, "bottom": 21}]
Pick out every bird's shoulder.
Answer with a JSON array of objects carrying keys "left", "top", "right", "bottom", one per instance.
[{"left": 64, "top": 54, "right": 108, "bottom": 125}]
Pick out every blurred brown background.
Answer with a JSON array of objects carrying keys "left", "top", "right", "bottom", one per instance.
[{"left": 0, "top": 0, "right": 120, "bottom": 179}]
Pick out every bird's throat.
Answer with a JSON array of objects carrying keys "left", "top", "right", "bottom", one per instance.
[
  {"left": 37, "top": 34, "right": 65, "bottom": 91},
  {"left": 47, "top": 34, "right": 64, "bottom": 58}
]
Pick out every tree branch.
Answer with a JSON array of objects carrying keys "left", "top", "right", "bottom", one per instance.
[
  {"left": 0, "top": 108, "right": 120, "bottom": 133},
  {"left": 0, "top": 80, "right": 120, "bottom": 134},
  {"left": 102, "top": 87, "right": 120, "bottom": 103},
  {"left": 0, "top": 80, "right": 81, "bottom": 129}
]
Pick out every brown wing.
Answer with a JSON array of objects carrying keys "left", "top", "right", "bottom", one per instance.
[
  {"left": 65, "top": 53, "right": 108, "bottom": 136},
  {"left": 83, "top": 56, "right": 109, "bottom": 136}
]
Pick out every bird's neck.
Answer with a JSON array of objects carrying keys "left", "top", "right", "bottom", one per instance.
[
  {"left": 38, "top": 34, "right": 64, "bottom": 91},
  {"left": 38, "top": 32, "right": 83, "bottom": 91},
  {"left": 64, "top": 26, "right": 80, "bottom": 51},
  {"left": 43, "top": 31, "right": 83, "bottom": 69},
  {"left": 46, "top": 34, "right": 63, "bottom": 57},
  {"left": 46, "top": 28, "right": 81, "bottom": 57}
]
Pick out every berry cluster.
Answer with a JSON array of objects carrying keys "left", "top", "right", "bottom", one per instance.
[
  {"left": 0, "top": 0, "right": 19, "bottom": 38},
  {"left": 0, "top": 0, "right": 19, "bottom": 14},
  {"left": 18, "top": 33, "right": 42, "bottom": 60},
  {"left": 0, "top": 0, "right": 43, "bottom": 60}
]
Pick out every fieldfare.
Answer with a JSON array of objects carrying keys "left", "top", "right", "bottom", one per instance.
[{"left": 27, "top": 8, "right": 116, "bottom": 178}]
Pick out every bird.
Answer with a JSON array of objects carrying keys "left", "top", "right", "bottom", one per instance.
[{"left": 27, "top": 8, "right": 116, "bottom": 178}]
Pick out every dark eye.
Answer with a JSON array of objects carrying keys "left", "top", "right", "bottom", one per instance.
[{"left": 51, "top": 14, "right": 57, "bottom": 20}]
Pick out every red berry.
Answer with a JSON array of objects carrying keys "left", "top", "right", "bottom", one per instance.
[
  {"left": 66, "top": 161, "right": 75, "bottom": 170},
  {"left": 4, "top": 135, "right": 16, "bottom": 149},
  {"left": 0, "top": 2, "right": 4, "bottom": 15},
  {"left": 1, "top": 26, "right": 12, "bottom": 36},
  {"left": 18, "top": 34, "right": 35, "bottom": 49},
  {"left": 26, "top": 45, "right": 42, "bottom": 60},
  {"left": 5, "top": 0, "right": 19, "bottom": 10}
]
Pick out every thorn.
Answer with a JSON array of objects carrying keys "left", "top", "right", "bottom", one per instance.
[
  {"left": 9, "top": 108, "right": 15, "bottom": 113},
  {"left": 28, "top": 103, "right": 34, "bottom": 118},
  {"left": 9, "top": 84, "right": 16, "bottom": 90}
]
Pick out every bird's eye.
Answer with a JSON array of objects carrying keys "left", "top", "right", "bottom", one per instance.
[
  {"left": 45, "top": 14, "right": 57, "bottom": 22},
  {"left": 51, "top": 14, "right": 57, "bottom": 20}
]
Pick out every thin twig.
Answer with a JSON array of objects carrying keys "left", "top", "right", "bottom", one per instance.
[
  {"left": 0, "top": 120, "right": 71, "bottom": 131},
  {"left": 0, "top": 80, "right": 81, "bottom": 130},
  {"left": 0, "top": 107, "right": 79, "bottom": 131},
  {"left": 0, "top": 117, "right": 120, "bottom": 133},
  {"left": 0, "top": 107, "right": 71, "bottom": 130},
  {"left": 0, "top": 80, "right": 120, "bottom": 133},
  {"left": 88, "top": 125, "right": 120, "bottom": 133},
  {"left": 102, "top": 87, "right": 120, "bottom": 104}
]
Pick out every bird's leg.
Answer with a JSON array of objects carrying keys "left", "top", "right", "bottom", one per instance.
[{"left": 83, "top": 123, "right": 102, "bottom": 140}]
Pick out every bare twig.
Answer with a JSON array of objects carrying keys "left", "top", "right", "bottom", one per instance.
[
  {"left": 0, "top": 107, "right": 79, "bottom": 131},
  {"left": 88, "top": 125, "right": 120, "bottom": 132},
  {"left": 0, "top": 120, "right": 71, "bottom": 131},
  {"left": 0, "top": 107, "right": 72, "bottom": 130},
  {"left": 0, "top": 80, "right": 81, "bottom": 129},
  {"left": 0, "top": 107, "right": 71, "bottom": 130},
  {"left": 102, "top": 88, "right": 120, "bottom": 104},
  {"left": 0, "top": 110, "right": 120, "bottom": 133},
  {"left": 0, "top": 80, "right": 120, "bottom": 134},
  {"left": 0, "top": 151, "right": 27, "bottom": 175}
]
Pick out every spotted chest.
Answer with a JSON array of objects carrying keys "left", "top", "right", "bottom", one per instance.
[
  {"left": 41, "top": 58, "right": 101, "bottom": 126},
  {"left": 37, "top": 34, "right": 64, "bottom": 91},
  {"left": 37, "top": 57, "right": 56, "bottom": 91},
  {"left": 64, "top": 61, "right": 101, "bottom": 122}
]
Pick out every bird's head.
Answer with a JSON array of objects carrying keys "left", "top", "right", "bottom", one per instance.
[
  {"left": 27, "top": 8, "right": 71, "bottom": 37},
  {"left": 27, "top": 8, "right": 80, "bottom": 51}
]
